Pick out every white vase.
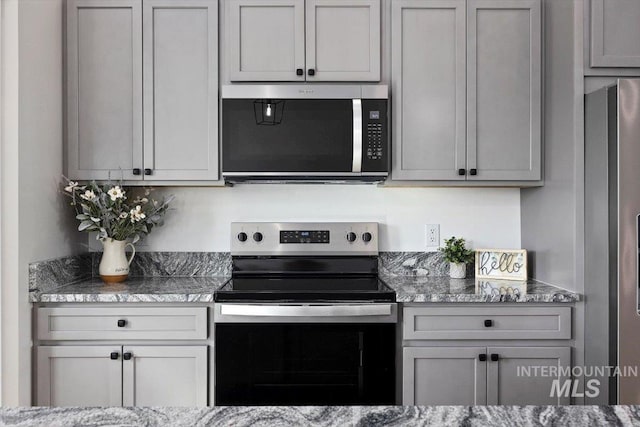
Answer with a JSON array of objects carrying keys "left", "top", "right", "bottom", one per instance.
[
  {"left": 99, "top": 238, "right": 135, "bottom": 283},
  {"left": 449, "top": 262, "right": 467, "bottom": 279}
]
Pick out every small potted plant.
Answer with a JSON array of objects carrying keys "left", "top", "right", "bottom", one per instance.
[
  {"left": 439, "top": 236, "right": 474, "bottom": 279},
  {"left": 62, "top": 178, "right": 173, "bottom": 283}
]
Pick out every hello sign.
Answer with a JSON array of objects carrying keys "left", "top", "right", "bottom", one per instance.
[{"left": 475, "top": 249, "right": 528, "bottom": 281}]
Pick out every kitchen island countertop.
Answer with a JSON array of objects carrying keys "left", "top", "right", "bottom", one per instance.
[{"left": 0, "top": 405, "right": 635, "bottom": 426}]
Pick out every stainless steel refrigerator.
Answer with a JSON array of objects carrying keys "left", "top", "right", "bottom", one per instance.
[{"left": 585, "top": 78, "right": 640, "bottom": 404}]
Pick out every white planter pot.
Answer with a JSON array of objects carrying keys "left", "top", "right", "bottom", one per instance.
[
  {"left": 449, "top": 262, "right": 467, "bottom": 279},
  {"left": 99, "top": 238, "right": 136, "bottom": 283}
]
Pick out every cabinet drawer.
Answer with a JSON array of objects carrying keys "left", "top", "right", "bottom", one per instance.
[
  {"left": 36, "top": 307, "right": 208, "bottom": 341},
  {"left": 403, "top": 306, "right": 571, "bottom": 340}
]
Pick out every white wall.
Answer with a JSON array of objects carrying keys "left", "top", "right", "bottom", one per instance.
[
  {"left": 1, "top": 0, "right": 82, "bottom": 406},
  {"left": 99, "top": 186, "right": 522, "bottom": 252}
]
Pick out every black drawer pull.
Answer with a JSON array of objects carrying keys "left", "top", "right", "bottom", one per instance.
[
  {"left": 117, "top": 319, "right": 126, "bottom": 328},
  {"left": 484, "top": 319, "right": 493, "bottom": 327},
  {"left": 308, "top": 68, "right": 315, "bottom": 76},
  {"left": 491, "top": 353, "right": 499, "bottom": 362},
  {"left": 144, "top": 168, "right": 152, "bottom": 175},
  {"left": 110, "top": 352, "right": 119, "bottom": 360},
  {"left": 123, "top": 352, "right": 132, "bottom": 361},
  {"left": 469, "top": 168, "right": 477, "bottom": 176},
  {"left": 296, "top": 68, "right": 303, "bottom": 76},
  {"left": 479, "top": 354, "right": 487, "bottom": 362},
  {"left": 132, "top": 168, "right": 141, "bottom": 175},
  {"left": 458, "top": 168, "right": 466, "bottom": 176}
]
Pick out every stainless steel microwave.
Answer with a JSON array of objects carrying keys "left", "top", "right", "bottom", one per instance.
[{"left": 221, "top": 85, "right": 388, "bottom": 183}]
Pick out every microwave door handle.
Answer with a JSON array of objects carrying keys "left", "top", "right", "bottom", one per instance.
[{"left": 352, "top": 99, "right": 363, "bottom": 173}]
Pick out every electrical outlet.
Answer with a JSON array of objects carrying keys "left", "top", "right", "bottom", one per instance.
[{"left": 426, "top": 224, "right": 440, "bottom": 247}]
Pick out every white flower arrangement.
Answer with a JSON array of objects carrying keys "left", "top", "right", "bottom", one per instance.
[{"left": 62, "top": 178, "right": 173, "bottom": 243}]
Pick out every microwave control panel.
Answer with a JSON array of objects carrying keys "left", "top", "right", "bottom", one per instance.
[{"left": 362, "top": 99, "right": 388, "bottom": 172}]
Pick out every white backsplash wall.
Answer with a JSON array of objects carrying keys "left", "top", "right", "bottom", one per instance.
[{"left": 90, "top": 186, "right": 521, "bottom": 252}]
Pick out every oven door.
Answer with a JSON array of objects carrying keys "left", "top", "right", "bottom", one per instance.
[
  {"left": 215, "top": 322, "right": 395, "bottom": 406},
  {"left": 214, "top": 303, "right": 396, "bottom": 405}
]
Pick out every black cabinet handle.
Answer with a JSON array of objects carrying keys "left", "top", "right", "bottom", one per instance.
[
  {"left": 133, "top": 168, "right": 141, "bottom": 175},
  {"left": 491, "top": 354, "right": 499, "bottom": 362},
  {"left": 484, "top": 319, "right": 493, "bottom": 327},
  {"left": 144, "top": 168, "right": 152, "bottom": 175},
  {"left": 110, "top": 352, "right": 119, "bottom": 360},
  {"left": 117, "top": 319, "right": 126, "bottom": 328},
  {"left": 469, "top": 168, "right": 477, "bottom": 176},
  {"left": 296, "top": 68, "right": 304, "bottom": 76},
  {"left": 123, "top": 352, "right": 132, "bottom": 361},
  {"left": 479, "top": 354, "right": 487, "bottom": 362},
  {"left": 458, "top": 168, "right": 466, "bottom": 176},
  {"left": 308, "top": 68, "right": 315, "bottom": 76}
]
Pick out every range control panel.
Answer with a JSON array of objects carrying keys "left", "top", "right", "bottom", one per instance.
[{"left": 231, "top": 222, "right": 378, "bottom": 256}]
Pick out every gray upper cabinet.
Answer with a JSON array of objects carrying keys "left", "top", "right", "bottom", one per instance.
[
  {"left": 391, "top": 0, "right": 542, "bottom": 183},
  {"left": 487, "top": 346, "right": 571, "bottom": 405},
  {"left": 67, "top": 0, "right": 219, "bottom": 182},
  {"left": 467, "top": 0, "right": 541, "bottom": 181},
  {"left": 67, "top": 0, "right": 143, "bottom": 181},
  {"left": 143, "top": 0, "right": 219, "bottom": 180},
  {"left": 591, "top": 0, "right": 640, "bottom": 67},
  {"left": 228, "top": 0, "right": 305, "bottom": 81},
  {"left": 228, "top": 0, "right": 380, "bottom": 81},
  {"left": 403, "top": 347, "right": 487, "bottom": 405},
  {"left": 391, "top": 0, "right": 466, "bottom": 181},
  {"left": 305, "top": 0, "right": 380, "bottom": 81}
]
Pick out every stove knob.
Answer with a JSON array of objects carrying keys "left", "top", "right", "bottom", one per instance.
[
  {"left": 362, "top": 232, "right": 372, "bottom": 242},
  {"left": 237, "top": 232, "right": 248, "bottom": 242},
  {"left": 347, "top": 232, "right": 357, "bottom": 243},
  {"left": 253, "top": 232, "right": 263, "bottom": 242}
]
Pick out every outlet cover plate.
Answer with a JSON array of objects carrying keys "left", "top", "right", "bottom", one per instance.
[{"left": 426, "top": 224, "right": 440, "bottom": 247}]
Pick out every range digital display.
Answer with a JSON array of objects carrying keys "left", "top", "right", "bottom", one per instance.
[{"left": 280, "top": 230, "right": 330, "bottom": 244}]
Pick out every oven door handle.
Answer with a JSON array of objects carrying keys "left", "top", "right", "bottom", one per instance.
[
  {"left": 352, "top": 99, "right": 362, "bottom": 173},
  {"left": 218, "top": 304, "right": 392, "bottom": 317}
]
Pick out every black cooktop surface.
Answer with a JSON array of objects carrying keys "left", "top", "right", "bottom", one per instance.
[{"left": 214, "top": 276, "right": 396, "bottom": 303}]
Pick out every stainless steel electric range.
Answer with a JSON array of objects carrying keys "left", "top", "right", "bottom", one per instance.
[{"left": 214, "top": 222, "right": 396, "bottom": 406}]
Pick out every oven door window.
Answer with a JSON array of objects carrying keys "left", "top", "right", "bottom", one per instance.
[
  {"left": 215, "top": 323, "right": 395, "bottom": 405},
  {"left": 222, "top": 99, "right": 354, "bottom": 173}
]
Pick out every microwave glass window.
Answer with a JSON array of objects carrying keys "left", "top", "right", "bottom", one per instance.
[{"left": 223, "top": 99, "right": 353, "bottom": 172}]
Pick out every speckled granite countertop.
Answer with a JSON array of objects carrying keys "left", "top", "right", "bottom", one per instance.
[
  {"left": 30, "top": 275, "right": 579, "bottom": 304},
  {"left": 383, "top": 276, "right": 580, "bottom": 303},
  {"left": 29, "top": 276, "right": 229, "bottom": 303},
  {"left": 0, "top": 406, "right": 637, "bottom": 426}
]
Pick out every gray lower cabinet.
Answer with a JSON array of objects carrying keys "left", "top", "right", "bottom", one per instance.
[
  {"left": 67, "top": 0, "right": 219, "bottom": 182},
  {"left": 391, "top": 0, "right": 542, "bottom": 183},
  {"left": 36, "top": 345, "right": 207, "bottom": 406},
  {"left": 487, "top": 346, "right": 571, "bottom": 405},
  {"left": 227, "top": 0, "right": 380, "bottom": 81},
  {"left": 591, "top": 0, "right": 640, "bottom": 67},
  {"left": 403, "top": 346, "right": 487, "bottom": 405},
  {"left": 403, "top": 345, "right": 571, "bottom": 406}
]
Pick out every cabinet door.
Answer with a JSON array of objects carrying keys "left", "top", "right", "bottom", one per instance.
[
  {"left": 487, "top": 346, "right": 571, "bottom": 405},
  {"left": 391, "top": 0, "right": 466, "bottom": 180},
  {"left": 67, "top": 0, "right": 143, "bottom": 181},
  {"left": 305, "top": 0, "right": 380, "bottom": 81},
  {"left": 228, "top": 0, "right": 305, "bottom": 81},
  {"left": 36, "top": 346, "right": 122, "bottom": 406},
  {"left": 142, "top": 0, "right": 219, "bottom": 180},
  {"left": 467, "top": 0, "right": 541, "bottom": 181},
  {"left": 122, "top": 346, "right": 208, "bottom": 406},
  {"left": 403, "top": 347, "right": 487, "bottom": 405},
  {"left": 591, "top": 0, "right": 640, "bottom": 67}
]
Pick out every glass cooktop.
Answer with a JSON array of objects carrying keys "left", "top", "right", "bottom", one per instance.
[{"left": 214, "top": 276, "right": 396, "bottom": 303}]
